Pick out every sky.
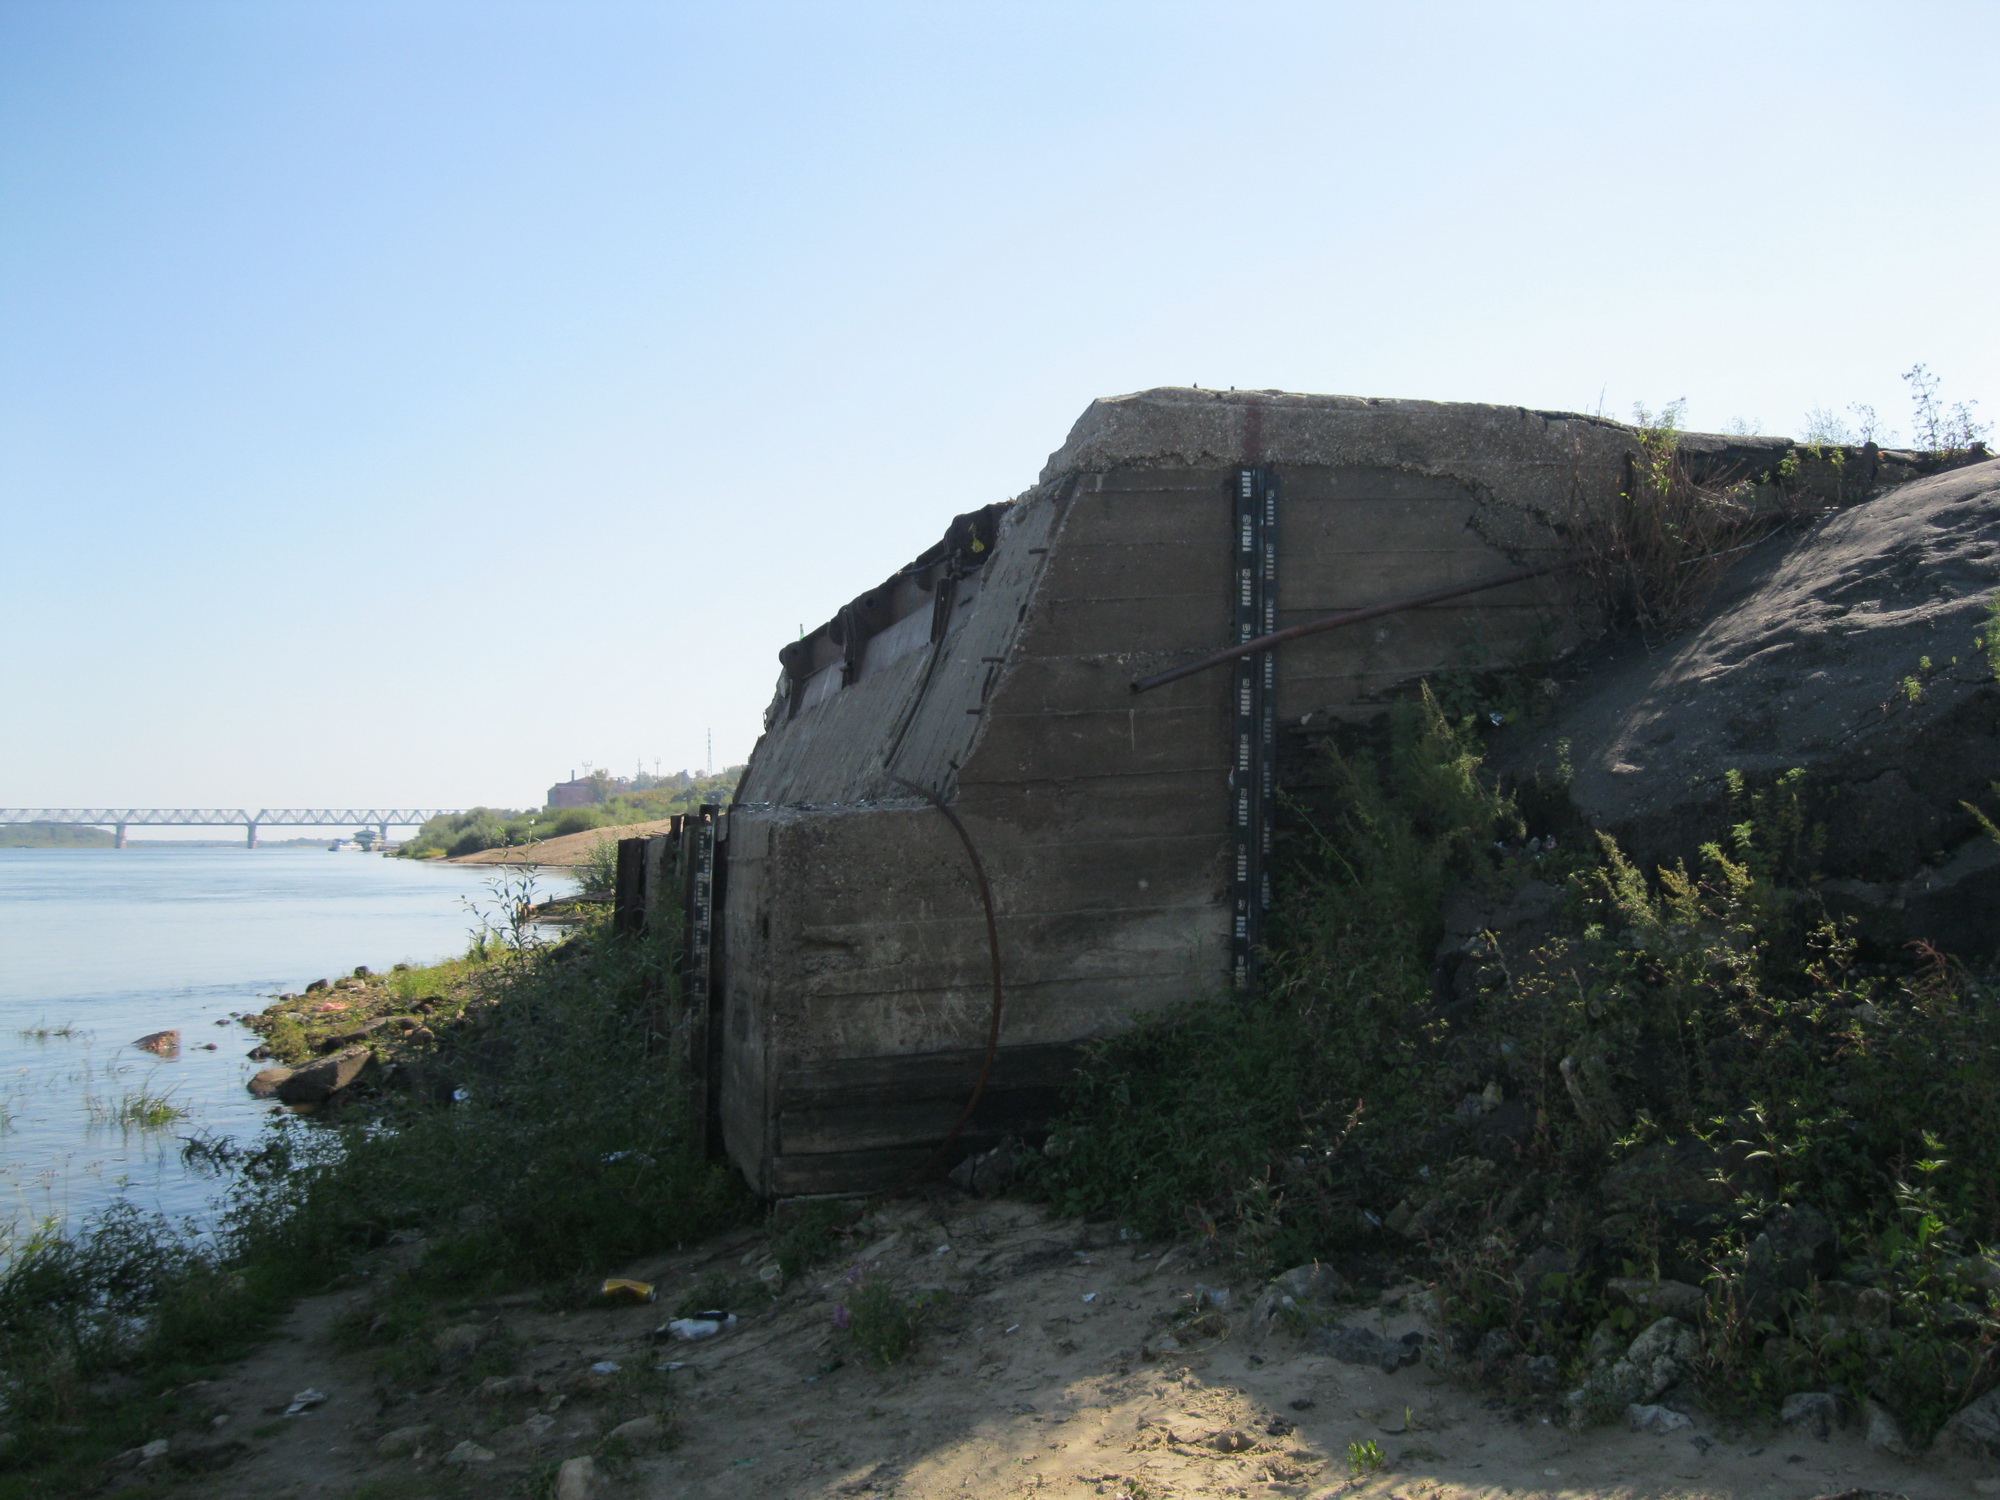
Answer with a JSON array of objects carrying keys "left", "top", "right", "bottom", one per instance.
[{"left": 2, "top": 0, "right": 1995, "bottom": 819}]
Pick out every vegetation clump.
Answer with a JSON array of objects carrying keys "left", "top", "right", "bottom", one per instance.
[{"left": 1037, "top": 687, "right": 2000, "bottom": 1441}]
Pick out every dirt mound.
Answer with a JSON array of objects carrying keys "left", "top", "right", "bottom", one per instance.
[
  {"left": 449, "top": 818, "right": 680, "bottom": 867},
  {"left": 1504, "top": 457, "right": 2000, "bottom": 952}
]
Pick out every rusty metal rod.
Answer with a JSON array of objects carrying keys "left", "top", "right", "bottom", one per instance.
[{"left": 1129, "top": 556, "right": 1585, "bottom": 694}]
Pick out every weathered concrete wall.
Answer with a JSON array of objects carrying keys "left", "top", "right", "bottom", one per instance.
[{"left": 718, "top": 387, "right": 1660, "bottom": 1196}]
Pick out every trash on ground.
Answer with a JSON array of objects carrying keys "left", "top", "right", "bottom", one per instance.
[
  {"left": 284, "top": 1388, "right": 327, "bottom": 1415},
  {"left": 600, "top": 1277, "right": 657, "bottom": 1304},
  {"left": 665, "top": 1312, "right": 737, "bottom": 1341}
]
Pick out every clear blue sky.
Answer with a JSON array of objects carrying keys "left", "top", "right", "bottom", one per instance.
[{"left": 3, "top": 1, "right": 1994, "bottom": 815}]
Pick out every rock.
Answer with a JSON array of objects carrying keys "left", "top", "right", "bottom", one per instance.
[
  {"left": 443, "top": 1440, "right": 496, "bottom": 1466},
  {"left": 1471, "top": 1099, "right": 1535, "bottom": 1161},
  {"left": 1627, "top": 1403, "right": 1693, "bottom": 1433},
  {"left": 1309, "top": 1324, "right": 1422, "bottom": 1373},
  {"left": 1563, "top": 1317, "right": 1700, "bottom": 1428},
  {"left": 1600, "top": 1137, "right": 1745, "bottom": 1235},
  {"left": 1502, "top": 458, "right": 2000, "bottom": 959},
  {"left": 1781, "top": 1391, "right": 1842, "bottom": 1440},
  {"left": 1515, "top": 1243, "right": 1583, "bottom": 1321},
  {"left": 247, "top": 1067, "right": 293, "bottom": 1099},
  {"left": 1521, "top": 1353, "right": 1560, "bottom": 1387},
  {"left": 555, "top": 1455, "right": 598, "bottom": 1500},
  {"left": 1937, "top": 1383, "right": 2000, "bottom": 1460},
  {"left": 1605, "top": 1277, "right": 1706, "bottom": 1323},
  {"left": 605, "top": 1415, "right": 665, "bottom": 1448},
  {"left": 305, "top": 979, "right": 329, "bottom": 993},
  {"left": 109, "top": 1439, "right": 170, "bottom": 1469},
  {"left": 1472, "top": 1327, "right": 1521, "bottom": 1370},
  {"left": 477, "top": 1374, "right": 542, "bottom": 1399},
  {"left": 432, "top": 1323, "right": 488, "bottom": 1359},
  {"left": 1862, "top": 1398, "right": 1911, "bottom": 1458},
  {"left": 1250, "top": 1263, "right": 1349, "bottom": 1335},
  {"left": 1272, "top": 1262, "right": 1349, "bottom": 1304},
  {"left": 1586, "top": 1321, "right": 1622, "bottom": 1367},
  {"left": 949, "top": 1136, "right": 1022, "bottom": 1196},
  {"left": 273, "top": 1047, "right": 372, "bottom": 1104},
  {"left": 1745, "top": 1205, "right": 1839, "bottom": 1317},
  {"left": 373, "top": 1425, "right": 433, "bottom": 1458},
  {"left": 1202, "top": 1429, "right": 1254, "bottom": 1453},
  {"left": 132, "top": 1030, "right": 179, "bottom": 1057}
]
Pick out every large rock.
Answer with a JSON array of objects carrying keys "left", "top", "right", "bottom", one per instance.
[
  {"left": 1743, "top": 1204, "right": 1839, "bottom": 1319},
  {"left": 1563, "top": 1316, "right": 1700, "bottom": 1428},
  {"left": 1503, "top": 459, "right": 2000, "bottom": 954},
  {"left": 1308, "top": 1323, "right": 1422, "bottom": 1372},
  {"left": 247, "top": 1067, "right": 293, "bottom": 1099},
  {"left": 1937, "top": 1382, "right": 2000, "bottom": 1460},
  {"left": 273, "top": 1047, "right": 371, "bottom": 1104}
]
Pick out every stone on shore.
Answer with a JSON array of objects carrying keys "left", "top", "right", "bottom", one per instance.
[
  {"left": 133, "top": 1030, "right": 179, "bottom": 1057},
  {"left": 556, "top": 1456, "right": 598, "bottom": 1500},
  {"left": 273, "top": 1047, "right": 371, "bottom": 1104},
  {"left": 373, "top": 1425, "right": 433, "bottom": 1458},
  {"left": 247, "top": 1067, "right": 293, "bottom": 1099}
]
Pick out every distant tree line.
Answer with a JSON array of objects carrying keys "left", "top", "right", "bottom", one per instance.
[{"left": 396, "top": 767, "right": 744, "bottom": 859}]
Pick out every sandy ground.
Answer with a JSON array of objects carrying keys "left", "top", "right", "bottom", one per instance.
[
  {"left": 138, "top": 1198, "right": 1996, "bottom": 1500},
  {"left": 447, "top": 820, "right": 680, "bottom": 868}
]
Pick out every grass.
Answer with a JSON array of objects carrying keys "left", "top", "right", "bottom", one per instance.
[
  {"left": 0, "top": 914, "right": 754, "bottom": 1498},
  {"left": 1034, "top": 685, "right": 2000, "bottom": 1442},
  {"left": 106, "top": 1085, "right": 187, "bottom": 1130},
  {"left": 15, "top": 1021, "right": 87, "bottom": 1041},
  {"left": 835, "top": 1273, "right": 944, "bottom": 1367},
  {"left": 1561, "top": 401, "right": 1759, "bottom": 643}
]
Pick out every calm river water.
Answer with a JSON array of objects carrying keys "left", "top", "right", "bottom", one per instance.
[{"left": 0, "top": 847, "right": 576, "bottom": 1240}]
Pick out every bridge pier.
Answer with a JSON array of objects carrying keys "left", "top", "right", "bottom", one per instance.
[
  {"left": 114, "top": 822, "right": 127, "bottom": 849},
  {"left": 247, "top": 821, "right": 259, "bottom": 849},
  {"left": 377, "top": 821, "right": 389, "bottom": 847}
]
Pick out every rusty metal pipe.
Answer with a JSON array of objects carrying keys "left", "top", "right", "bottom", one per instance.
[
  {"left": 1129, "top": 557, "right": 1584, "bottom": 694},
  {"left": 883, "top": 774, "right": 1005, "bottom": 1192}
]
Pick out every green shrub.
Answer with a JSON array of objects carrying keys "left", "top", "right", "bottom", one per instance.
[
  {"left": 1035, "top": 681, "right": 2000, "bottom": 1439},
  {"left": 837, "top": 1274, "right": 942, "bottom": 1367},
  {"left": 1038, "top": 687, "right": 1513, "bottom": 1262}
]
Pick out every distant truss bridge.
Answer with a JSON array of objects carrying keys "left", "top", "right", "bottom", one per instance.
[{"left": 0, "top": 809, "right": 460, "bottom": 847}]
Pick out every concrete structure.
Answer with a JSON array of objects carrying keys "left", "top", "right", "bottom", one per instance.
[{"left": 714, "top": 388, "right": 1666, "bottom": 1196}]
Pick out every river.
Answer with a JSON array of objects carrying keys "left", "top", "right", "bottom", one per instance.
[{"left": 0, "top": 846, "right": 577, "bottom": 1241}]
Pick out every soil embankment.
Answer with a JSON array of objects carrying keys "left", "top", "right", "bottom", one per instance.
[
  {"left": 448, "top": 819, "right": 680, "bottom": 867},
  {"left": 159, "top": 1199, "right": 1974, "bottom": 1500}
]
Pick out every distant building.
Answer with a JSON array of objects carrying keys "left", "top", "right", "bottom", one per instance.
[{"left": 547, "top": 769, "right": 629, "bottom": 808}]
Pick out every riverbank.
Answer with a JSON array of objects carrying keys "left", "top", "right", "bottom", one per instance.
[{"left": 441, "top": 819, "right": 680, "bottom": 868}]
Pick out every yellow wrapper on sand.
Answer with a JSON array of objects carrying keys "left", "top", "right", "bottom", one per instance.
[{"left": 600, "top": 1278, "right": 656, "bottom": 1304}]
